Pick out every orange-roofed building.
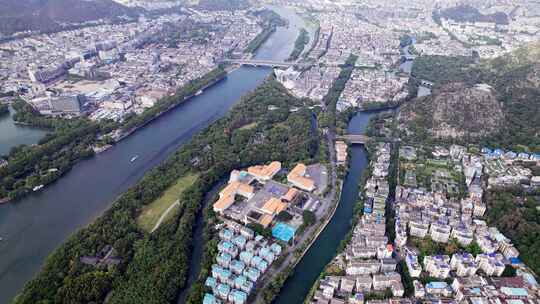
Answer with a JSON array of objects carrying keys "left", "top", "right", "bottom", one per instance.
[
  {"left": 287, "top": 163, "right": 316, "bottom": 192},
  {"left": 248, "top": 161, "right": 282, "bottom": 181},
  {"left": 212, "top": 181, "right": 254, "bottom": 214},
  {"left": 213, "top": 195, "right": 235, "bottom": 213},
  {"left": 281, "top": 188, "right": 299, "bottom": 202},
  {"left": 260, "top": 197, "right": 287, "bottom": 215},
  {"left": 259, "top": 214, "right": 274, "bottom": 228}
]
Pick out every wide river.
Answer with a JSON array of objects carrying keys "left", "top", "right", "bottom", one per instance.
[{"left": 0, "top": 6, "right": 310, "bottom": 303}]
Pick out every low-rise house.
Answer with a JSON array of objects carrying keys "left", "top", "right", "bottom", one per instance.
[
  {"left": 216, "top": 283, "right": 231, "bottom": 300},
  {"left": 430, "top": 222, "right": 451, "bottom": 243},
  {"left": 243, "top": 267, "right": 261, "bottom": 282},
  {"left": 405, "top": 253, "right": 422, "bottom": 277},
  {"left": 413, "top": 280, "right": 425, "bottom": 298},
  {"left": 450, "top": 253, "right": 478, "bottom": 277},
  {"left": 451, "top": 226, "right": 474, "bottom": 246},
  {"left": 380, "top": 258, "right": 398, "bottom": 273},
  {"left": 228, "top": 289, "right": 248, "bottom": 304},
  {"left": 425, "top": 281, "right": 453, "bottom": 297},
  {"left": 217, "top": 252, "right": 232, "bottom": 268},
  {"left": 423, "top": 255, "right": 451, "bottom": 279},
  {"left": 409, "top": 220, "right": 429, "bottom": 238},
  {"left": 355, "top": 275, "right": 372, "bottom": 292},
  {"left": 372, "top": 272, "right": 404, "bottom": 297},
  {"left": 218, "top": 241, "right": 238, "bottom": 257},
  {"left": 476, "top": 253, "right": 505, "bottom": 277},
  {"left": 203, "top": 293, "right": 221, "bottom": 304},
  {"left": 346, "top": 260, "right": 380, "bottom": 275},
  {"left": 340, "top": 276, "right": 355, "bottom": 294}
]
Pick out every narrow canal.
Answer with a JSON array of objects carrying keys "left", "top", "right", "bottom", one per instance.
[
  {"left": 0, "top": 7, "right": 310, "bottom": 303},
  {"left": 274, "top": 111, "right": 378, "bottom": 304}
]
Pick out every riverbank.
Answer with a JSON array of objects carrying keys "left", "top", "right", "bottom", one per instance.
[
  {"left": 115, "top": 71, "right": 227, "bottom": 143},
  {"left": 273, "top": 111, "right": 376, "bottom": 304}
]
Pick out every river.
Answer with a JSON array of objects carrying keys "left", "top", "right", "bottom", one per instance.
[
  {"left": 273, "top": 111, "right": 378, "bottom": 304},
  {"left": 0, "top": 107, "right": 47, "bottom": 156},
  {"left": 0, "top": 6, "right": 309, "bottom": 303}
]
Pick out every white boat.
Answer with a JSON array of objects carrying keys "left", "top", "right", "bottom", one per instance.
[
  {"left": 33, "top": 185, "right": 44, "bottom": 192},
  {"left": 130, "top": 155, "right": 139, "bottom": 163},
  {"left": 195, "top": 90, "right": 203, "bottom": 96}
]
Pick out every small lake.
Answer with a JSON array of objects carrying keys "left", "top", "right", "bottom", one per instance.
[{"left": 0, "top": 107, "right": 47, "bottom": 156}]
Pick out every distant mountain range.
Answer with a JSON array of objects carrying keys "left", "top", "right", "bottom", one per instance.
[
  {"left": 440, "top": 4, "right": 509, "bottom": 25},
  {"left": 0, "top": 0, "right": 140, "bottom": 36}
]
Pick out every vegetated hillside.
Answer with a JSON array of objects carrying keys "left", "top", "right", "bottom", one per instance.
[
  {"left": 401, "top": 42, "right": 540, "bottom": 152},
  {"left": 486, "top": 190, "right": 540, "bottom": 277},
  {"left": 440, "top": 4, "right": 509, "bottom": 25},
  {"left": 0, "top": 0, "right": 139, "bottom": 36},
  {"left": 399, "top": 83, "right": 504, "bottom": 140}
]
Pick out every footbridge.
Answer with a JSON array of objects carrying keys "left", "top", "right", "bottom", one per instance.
[{"left": 336, "top": 134, "right": 371, "bottom": 144}]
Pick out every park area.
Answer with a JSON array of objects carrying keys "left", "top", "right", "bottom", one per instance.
[{"left": 137, "top": 173, "right": 199, "bottom": 232}]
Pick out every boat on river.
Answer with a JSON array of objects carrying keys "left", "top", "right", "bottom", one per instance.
[{"left": 130, "top": 155, "right": 139, "bottom": 163}]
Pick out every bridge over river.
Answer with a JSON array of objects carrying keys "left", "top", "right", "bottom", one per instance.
[
  {"left": 222, "top": 58, "right": 313, "bottom": 69},
  {"left": 335, "top": 134, "right": 371, "bottom": 144}
]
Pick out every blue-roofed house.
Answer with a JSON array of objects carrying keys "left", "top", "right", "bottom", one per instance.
[
  {"left": 504, "top": 151, "right": 517, "bottom": 159},
  {"left": 239, "top": 251, "right": 254, "bottom": 265},
  {"left": 217, "top": 252, "right": 232, "bottom": 268},
  {"left": 531, "top": 154, "right": 540, "bottom": 161},
  {"left": 205, "top": 277, "right": 218, "bottom": 289},
  {"left": 255, "top": 235, "right": 264, "bottom": 243},
  {"left": 243, "top": 267, "right": 261, "bottom": 282},
  {"left": 425, "top": 281, "right": 452, "bottom": 297},
  {"left": 270, "top": 243, "right": 282, "bottom": 255},
  {"left": 493, "top": 149, "right": 504, "bottom": 157},
  {"left": 255, "top": 259, "right": 269, "bottom": 272},
  {"left": 500, "top": 287, "right": 528, "bottom": 298},
  {"left": 250, "top": 255, "right": 264, "bottom": 268},
  {"left": 218, "top": 240, "right": 238, "bottom": 257},
  {"left": 230, "top": 259, "right": 246, "bottom": 275},
  {"left": 232, "top": 235, "right": 247, "bottom": 250},
  {"left": 259, "top": 247, "right": 275, "bottom": 263},
  {"left": 234, "top": 275, "right": 254, "bottom": 293},
  {"left": 228, "top": 289, "right": 248, "bottom": 304},
  {"left": 510, "top": 257, "right": 522, "bottom": 265},
  {"left": 216, "top": 283, "right": 231, "bottom": 300},
  {"left": 203, "top": 293, "right": 220, "bottom": 304},
  {"left": 219, "top": 228, "right": 234, "bottom": 241},
  {"left": 482, "top": 147, "right": 492, "bottom": 155},
  {"left": 212, "top": 265, "right": 232, "bottom": 283},
  {"left": 234, "top": 275, "right": 247, "bottom": 290}
]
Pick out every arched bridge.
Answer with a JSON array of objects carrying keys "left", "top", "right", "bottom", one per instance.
[{"left": 336, "top": 134, "right": 371, "bottom": 144}]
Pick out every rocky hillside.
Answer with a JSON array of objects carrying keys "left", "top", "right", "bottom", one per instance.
[
  {"left": 0, "top": 0, "right": 139, "bottom": 36},
  {"left": 400, "top": 42, "right": 540, "bottom": 151},
  {"left": 399, "top": 83, "right": 504, "bottom": 140}
]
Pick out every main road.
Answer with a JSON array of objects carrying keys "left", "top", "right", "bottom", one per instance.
[{"left": 0, "top": 6, "right": 312, "bottom": 303}]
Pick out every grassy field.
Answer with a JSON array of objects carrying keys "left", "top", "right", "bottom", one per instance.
[{"left": 137, "top": 173, "right": 199, "bottom": 232}]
